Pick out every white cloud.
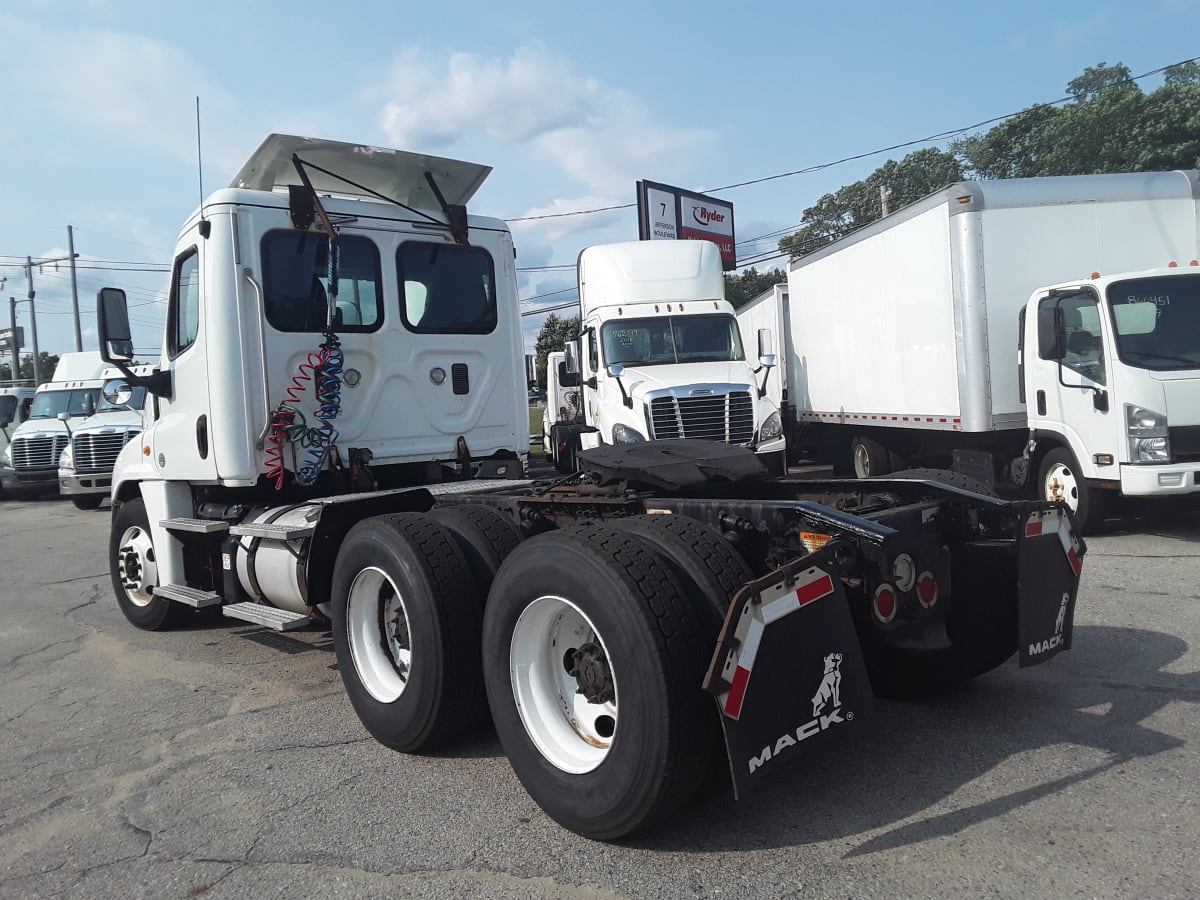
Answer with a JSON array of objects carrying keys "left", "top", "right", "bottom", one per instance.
[{"left": 376, "top": 44, "right": 715, "bottom": 201}]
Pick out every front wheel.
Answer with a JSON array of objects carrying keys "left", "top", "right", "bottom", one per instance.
[
  {"left": 483, "top": 526, "right": 714, "bottom": 840},
  {"left": 331, "top": 514, "right": 485, "bottom": 753},
  {"left": 72, "top": 494, "right": 105, "bottom": 511},
  {"left": 1039, "top": 447, "right": 1104, "bottom": 533},
  {"left": 110, "top": 497, "right": 188, "bottom": 630}
]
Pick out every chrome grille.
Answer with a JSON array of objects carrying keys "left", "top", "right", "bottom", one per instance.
[
  {"left": 649, "top": 391, "right": 754, "bottom": 444},
  {"left": 74, "top": 430, "right": 137, "bottom": 472},
  {"left": 11, "top": 434, "right": 69, "bottom": 470}
]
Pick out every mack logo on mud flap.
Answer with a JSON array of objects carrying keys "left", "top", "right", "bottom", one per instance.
[
  {"left": 747, "top": 653, "right": 851, "bottom": 774},
  {"left": 1027, "top": 592, "right": 1070, "bottom": 657}
]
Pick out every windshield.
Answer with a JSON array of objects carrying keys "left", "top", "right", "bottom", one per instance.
[
  {"left": 96, "top": 385, "right": 148, "bottom": 413},
  {"left": 29, "top": 388, "right": 101, "bottom": 419},
  {"left": 600, "top": 314, "right": 745, "bottom": 367},
  {"left": 1109, "top": 273, "right": 1200, "bottom": 370}
]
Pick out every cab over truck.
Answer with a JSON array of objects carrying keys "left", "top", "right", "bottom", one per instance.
[
  {"left": 551, "top": 241, "right": 786, "bottom": 476},
  {"left": 764, "top": 170, "right": 1200, "bottom": 532},
  {"left": 98, "top": 134, "right": 1086, "bottom": 841}
]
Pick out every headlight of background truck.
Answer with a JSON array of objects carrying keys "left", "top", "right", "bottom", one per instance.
[
  {"left": 59, "top": 444, "right": 74, "bottom": 471},
  {"left": 612, "top": 423, "right": 646, "bottom": 443},
  {"left": 760, "top": 410, "right": 783, "bottom": 440},
  {"left": 1126, "top": 404, "right": 1170, "bottom": 462}
]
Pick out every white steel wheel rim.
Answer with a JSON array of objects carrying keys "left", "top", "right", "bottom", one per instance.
[
  {"left": 1044, "top": 462, "right": 1080, "bottom": 512},
  {"left": 346, "top": 566, "right": 413, "bottom": 704},
  {"left": 116, "top": 524, "right": 157, "bottom": 607},
  {"left": 510, "top": 595, "right": 618, "bottom": 774},
  {"left": 853, "top": 442, "right": 871, "bottom": 478}
]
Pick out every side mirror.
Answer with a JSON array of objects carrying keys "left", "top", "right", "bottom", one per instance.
[
  {"left": 97, "top": 287, "right": 134, "bottom": 362},
  {"left": 1037, "top": 303, "right": 1064, "bottom": 361},
  {"left": 564, "top": 341, "right": 579, "bottom": 375},
  {"left": 57, "top": 411, "right": 70, "bottom": 423},
  {"left": 606, "top": 363, "right": 625, "bottom": 379},
  {"left": 758, "top": 327, "right": 775, "bottom": 359},
  {"left": 759, "top": 353, "right": 777, "bottom": 369},
  {"left": 103, "top": 379, "right": 133, "bottom": 407}
]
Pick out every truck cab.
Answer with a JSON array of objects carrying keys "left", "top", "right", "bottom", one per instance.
[
  {"left": 57, "top": 365, "right": 154, "bottom": 509},
  {"left": 1023, "top": 264, "right": 1200, "bottom": 524},
  {"left": 0, "top": 384, "right": 36, "bottom": 461},
  {"left": 1, "top": 353, "right": 108, "bottom": 497},
  {"left": 570, "top": 241, "right": 785, "bottom": 473}
]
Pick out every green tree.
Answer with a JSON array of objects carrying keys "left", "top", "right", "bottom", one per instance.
[
  {"left": 779, "top": 148, "right": 965, "bottom": 259},
  {"left": 0, "top": 352, "right": 60, "bottom": 385},
  {"left": 534, "top": 312, "right": 580, "bottom": 389},
  {"left": 724, "top": 267, "right": 786, "bottom": 309}
]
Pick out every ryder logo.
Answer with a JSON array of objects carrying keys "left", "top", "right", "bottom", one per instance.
[
  {"left": 748, "top": 652, "right": 849, "bottom": 775},
  {"left": 691, "top": 205, "right": 727, "bottom": 226},
  {"left": 1028, "top": 592, "right": 1070, "bottom": 656}
]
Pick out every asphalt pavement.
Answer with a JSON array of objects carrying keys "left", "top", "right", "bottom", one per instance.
[{"left": 0, "top": 490, "right": 1197, "bottom": 899}]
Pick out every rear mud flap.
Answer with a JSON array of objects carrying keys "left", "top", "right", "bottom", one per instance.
[
  {"left": 704, "top": 545, "right": 874, "bottom": 799},
  {"left": 1017, "top": 507, "right": 1085, "bottom": 667}
]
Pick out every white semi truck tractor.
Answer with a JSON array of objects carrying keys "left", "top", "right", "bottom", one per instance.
[
  {"left": 549, "top": 241, "right": 785, "bottom": 475},
  {"left": 98, "top": 134, "right": 1088, "bottom": 841}
]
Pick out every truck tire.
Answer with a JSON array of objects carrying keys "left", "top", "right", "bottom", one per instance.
[
  {"left": 428, "top": 504, "right": 522, "bottom": 597},
  {"left": 110, "top": 497, "right": 189, "bottom": 630},
  {"left": 1038, "top": 447, "right": 1104, "bottom": 534},
  {"left": 883, "top": 468, "right": 998, "bottom": 498},
  {"left": 331, "top": 513, "right": 485, "bottom": 752},
  {"left": 851, "top": 434, "right": 891, "bottom": 479},
  {"left": 72, "top": 495, "right": 105, "bottom": 511},
  {"left": 482, "top": 525, "right": 714, "bottom": 840},
  {"left": 608, "top": 514, "right": 753, "bottom": 635}
]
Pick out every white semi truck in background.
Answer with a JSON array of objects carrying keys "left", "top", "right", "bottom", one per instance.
[
  {"left": 96, "top": 133, "right": 1087, "bottom": 841},
  {"left": 549, "top": 240, "right": 785, "bottom": 475},
  {"left": 0, "top": 352, "right": 107, "bottom": 497},
  {"left": 57, "top": 365, "right": 154, "bottom": 510},
  {"left": 741, "top": 169, "right": 1200, "bottom": 531},
  {"left": 0, "top": 383, "right": 37, "bottom": 463}
]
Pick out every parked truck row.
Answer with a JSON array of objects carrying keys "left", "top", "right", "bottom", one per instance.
[
  {"left": 93, "top": 133, "right": 1084, "bottom": 840},
  {"left": 737, "top": 169, "right": 1200, "bottom": 531}
]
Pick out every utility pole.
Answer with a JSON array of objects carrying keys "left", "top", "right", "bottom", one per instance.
[
  {"left": 67, "top": 226, "right": 82, "bottom": 352},
  {"left": 8, "top": 296, "right": 20, "bottom": 381},
  {"left": 23, "top": 249, "right": 79, "bottom": 385},
  {"left": 880, "top": 185, "right": 894, "bottom": 217}
]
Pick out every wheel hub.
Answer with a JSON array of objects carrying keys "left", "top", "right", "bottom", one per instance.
[{"left": 567, "top": 641, "right": 615, "bottom": 705}]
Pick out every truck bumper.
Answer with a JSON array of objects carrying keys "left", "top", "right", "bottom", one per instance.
[
  {"left": 1118, "top": 463, "right": 1200, "bottom": 497},
  {"left": 1, "top": 467, "right": 57, "bottom": 490},
  {"left": 58, "top": 470, "right": 112, "bottom": 497}
]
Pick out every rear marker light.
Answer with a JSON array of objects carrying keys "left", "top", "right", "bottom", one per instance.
[
  {"left": 873, "top": 584, "right": 897, "bottom": 623},
  {"left": 916, "top": 572, "right": 938, "bottom": 609}
]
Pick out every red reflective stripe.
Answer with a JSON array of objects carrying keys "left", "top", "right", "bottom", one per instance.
[
  {"left": 797, "top": 573, "right": 835, "bottom": 606},
  {"left": 1025, "top": 521, "right": 1044, "bottom": 537},
  {"left": 724, "top": 666, "right": 751, "bottom": 718},
  {"left": 1067, "top": 547, "right": 1082, "bottom": 576}
]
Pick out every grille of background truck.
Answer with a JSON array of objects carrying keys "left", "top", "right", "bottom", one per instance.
[
  {"left": 11, "top": 435, "right": 69, "bottom": 470},
  {"left": 73, "top": 431, "right": 138, "bottom": 472},
  {"left": 649, "top": 391, "right": 754, "bottom": 444}
]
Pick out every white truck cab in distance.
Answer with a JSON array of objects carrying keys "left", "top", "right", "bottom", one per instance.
[
  {"left": 567, "top": 240, "right": 784, "bottom": 474},
  {"left": 1, "top": 352, "right": 107, "bottom": 497}
]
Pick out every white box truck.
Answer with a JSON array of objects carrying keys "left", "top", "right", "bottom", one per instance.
[
  {"left": 767, "top": 169, "right": 1200, "bottom": 531},
  {"left": 559, "top": 240, "right": 785, "bottom": 474},
  {"left": 0, "top": 352, "right": 108, "bottom": 497}
]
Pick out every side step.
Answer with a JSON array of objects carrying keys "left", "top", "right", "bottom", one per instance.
[
  {"left": 154, "top": 584, "right": 222, "bottom": 608},
  {"left": 160, "top": 517, "right": 230, "bottom": 534},
  {"left": 228, "top": 522, "right": 314, "bottom": 541},
  {"left": 222, "top": 601, "right": 311, "bottom": 632}
]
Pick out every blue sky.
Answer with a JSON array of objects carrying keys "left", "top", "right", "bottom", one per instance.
[{"left": 1, "top": 0, "right": 1197, "bottom": 359}]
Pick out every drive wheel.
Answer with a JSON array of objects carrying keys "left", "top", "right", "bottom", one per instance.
[
  {"left": 1039, "top": 447, "right": 1103, "bottom": 533},
  {"left": 483, "top": 525, "right": 714, "bottom": 840},
  {"left": 331, "top": 513, "right": 484, "bottom": 752},
  {"left": 851, "top": 434, "right": 891, "bottom": 478},
  {"left": 72, "top": 495, "right": 104, "bottom": 511},
  {"left": 110, "top": 497, "right": 188, "bottom": 630},
  {"left": 428, "top": 504, "right": 522, "bottom": 597}
]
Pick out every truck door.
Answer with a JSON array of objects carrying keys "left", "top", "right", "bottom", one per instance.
[
  {"left": 152, "top": 236, "right": 218, "bottom": 482},
  {"left": 1029, "top": 290, "right": 1114, "bottom": 466}
]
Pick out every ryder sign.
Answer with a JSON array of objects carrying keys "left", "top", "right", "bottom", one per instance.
[{"left": 636, "top": 179, "right": 736, "bottom": 270}]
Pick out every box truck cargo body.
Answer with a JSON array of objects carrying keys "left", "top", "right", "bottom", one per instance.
[{"left": 776, "top": 169, "right": 1200, "bottom": 530}]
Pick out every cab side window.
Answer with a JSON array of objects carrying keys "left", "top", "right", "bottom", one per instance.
[
  {"left": 1058, "top": 293, "right": 1106, "bottom": 385},
  {"left": 167, "top": 248, "right": 200, "bottom": 359},
  {"left": 587, "top": 328, "right": 599, "bottom": 372}
]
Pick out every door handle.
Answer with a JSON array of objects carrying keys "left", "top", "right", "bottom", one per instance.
[{"left": 196, "top": 415, "right": 209, "bottom": 459}]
